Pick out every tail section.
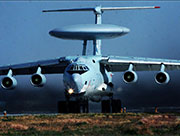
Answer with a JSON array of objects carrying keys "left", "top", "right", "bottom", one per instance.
[
  {"left": 43, "top": 6, "right": 160, "bottom": 13},
  {"left": 43, "top": 6, "right": 160, "bottom": 56},
  {"left": 43, "top": 6, "right": 160, "bottom": 25}
]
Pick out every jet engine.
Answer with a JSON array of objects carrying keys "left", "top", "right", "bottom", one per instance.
[
  {"left": 155, "top": 64, "right": 170, "bottom": 84},
  {"left": 123, "top": 64, "right": 138, "bottom": 83},
  {"left": 155, "top": 71, "right": 170, "bottom": 84},
  {"left": 31, "top": 73, "right": 46, "bottom": 87},
  {"left": 30, "top": 67, "right": 46, "bottom": 87},
  {"left": 1, "top": 76, "right": 17, "bottom": 89},
  {"left": 123, "top": 70, "right": 138, "bottom": 83}
]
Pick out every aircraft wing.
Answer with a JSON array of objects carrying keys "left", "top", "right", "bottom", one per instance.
[
  {"left": 0, "top": 57, "right": 70, "bottom": 75},
  {"left": 100, "top": 56, "right": 180, "bottom": 72}
]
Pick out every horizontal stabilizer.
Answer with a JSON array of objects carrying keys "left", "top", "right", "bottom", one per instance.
[
  {"left": 101, "top": 6, "right": 160, "bottom": 11},
  {"left": 43, "top": 8, "right": 94, "bottom": 12},
  {"left": 43, "top": 6, "right": 160, "bottom": 13}
]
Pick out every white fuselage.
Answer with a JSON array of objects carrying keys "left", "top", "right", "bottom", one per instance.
[{"left": 63, "top": 56, "right": 113, "bottom": 102}]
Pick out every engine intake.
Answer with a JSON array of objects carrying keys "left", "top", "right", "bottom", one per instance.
[
  {"left": 155, "top": 71, "right": 170, "bottom": 84},
  {"left": 123, "top": 70, "right": 138, "bottom": 83},
  {"left": 31, "top": 74, "right": 46, "bottom": 87},
  {"left": 1, "top": 76, "right": 17, "bottom": 89}
]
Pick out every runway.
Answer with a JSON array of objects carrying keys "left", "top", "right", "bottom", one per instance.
[
  {"left": 0, "top": 112, "right": 58, "bottom": 117},
  {"left": 1, "top": 106, "right": 180, "bottom": 117}
]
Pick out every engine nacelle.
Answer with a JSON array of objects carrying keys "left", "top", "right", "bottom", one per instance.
[
  {"left": 30, "top": 74, "right": 46, "bottom": 87},
  {"left": 155, "top": 71, "right": 170, "bottom": 84},
  {"left": 123, "top": 70, "right": 138, "bottom": 83},
  {"left": 1, "top": 76, "right": 17, "bottom": 90}
]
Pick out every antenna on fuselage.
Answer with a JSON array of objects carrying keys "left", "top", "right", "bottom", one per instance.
[{"left": 43, "top": 6, "right": 160, "bottom": 56}]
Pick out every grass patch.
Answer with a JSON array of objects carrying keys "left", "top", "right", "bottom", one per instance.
[
  {"left": 34, "top": 114, "right": 57, "bottom": 119},
  {"left": 0, "top": 113, "right": 180, "bottom": 135},
  {"left": 1, "top": 116, "right": 17, "bottom": 122},
  {"left": 1, "top": 128, "right": 63, "bottom": 136}
]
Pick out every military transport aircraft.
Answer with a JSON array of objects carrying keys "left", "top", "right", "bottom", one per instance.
[{"left": 0, "top": 6, "right": 180, "bottom": 111}]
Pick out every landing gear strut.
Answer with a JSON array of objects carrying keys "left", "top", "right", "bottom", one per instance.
[
  {"left": 101, "top": 95, "right": 121, "bottom": 113},
  {"left": 101, "top": 99, "right": 121, "bottom": 113}
]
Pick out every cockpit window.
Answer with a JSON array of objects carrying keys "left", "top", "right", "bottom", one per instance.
[
  {"left": 67, "top": 64, "right": 89, "bottom": 74},
  {"left": 79, "top": 66, "right": 83, "bottom": 70}
]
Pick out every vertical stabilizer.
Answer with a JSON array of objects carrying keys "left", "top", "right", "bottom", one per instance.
[
  {"left": 93, "top": 40, "right": 101, "bottom": 55},
  {"left": 94, "top": 6, "right": 102, "bottom": 55}
]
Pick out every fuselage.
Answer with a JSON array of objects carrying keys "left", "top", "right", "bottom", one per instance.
[{"left": 63, "top": 56, "right": 113, "bottom": 102}]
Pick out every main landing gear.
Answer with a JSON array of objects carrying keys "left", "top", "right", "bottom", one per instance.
[{"left": 101, "top": 99, "right": 122, "bottom": 113}]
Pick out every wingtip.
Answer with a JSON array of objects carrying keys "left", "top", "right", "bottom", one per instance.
[{"left": 155, "top": 6, "right": 160, "bottom": 9}]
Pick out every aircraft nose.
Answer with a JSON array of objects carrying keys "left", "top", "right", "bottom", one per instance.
[{"left": 71, "top": 74, "right": 83, "bottom": 93}]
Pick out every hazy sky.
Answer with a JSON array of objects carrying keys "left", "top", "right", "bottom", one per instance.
[
  {"left": 1, "top": 1, "right": 180, "bottom": 64},
  {"left": 1, "top": 1, "right": 180, "bottom": 111}
]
